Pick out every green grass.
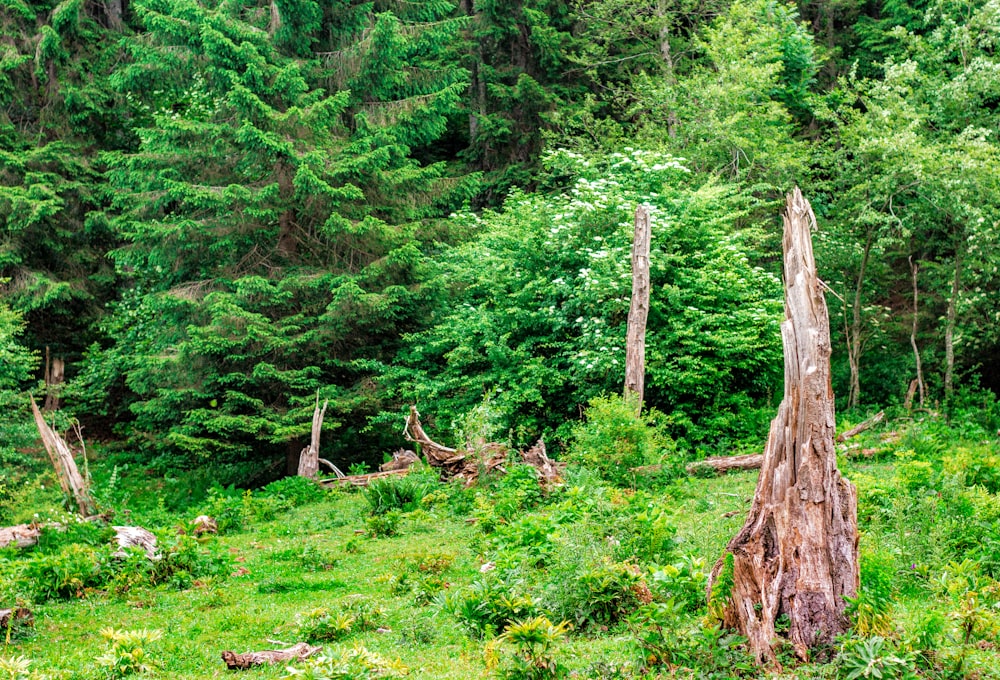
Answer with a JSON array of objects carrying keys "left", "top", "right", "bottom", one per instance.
[{"left": 7, "top": 418, "right": 1000, "bottom": 679}]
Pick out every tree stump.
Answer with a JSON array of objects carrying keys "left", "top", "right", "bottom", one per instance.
[{"left": 712, "top": 188, "right": 858, "bottom": 665}]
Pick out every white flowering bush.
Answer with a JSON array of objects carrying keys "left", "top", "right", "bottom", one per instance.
[{"left": 380, "top": 148, "right": 783, "bottom": 450}]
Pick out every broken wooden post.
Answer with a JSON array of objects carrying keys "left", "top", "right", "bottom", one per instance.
[
  {"left": 710, "top": 188, "right": 859, "bottom": 665},
  {"left": 43, "top": 347, "right": 64, "bottom": 411},
  {"left": 624, "top": 205, "right": 651, "bottom": 410},
  {"left": 297, "top": 393, "right": 329, "bottom": 479},
  {"left": 30, "top": 397, "right": 97, "bottom": 516}
]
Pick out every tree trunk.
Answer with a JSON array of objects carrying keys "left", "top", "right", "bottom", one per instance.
[
  {"left": 909, "top": 257, "right": 925, "bottom": 408},
  {"left": 712, "top": 189, "right": 858, "bottom": 666},
  {"left": 944, "top": 246, "right": 962, "bottom": 400},
  {"left": 846, "top": 232, "right": 871, "bottom": 410},
  {"left": 624, "top": 205, "right": 651, "bottom": 410},
  {"left": 31, "top": 397, "right": 97, "bottom": 516},
  {"left": 297, "top": 395, "right": 328, "bottom": 479},
  {"left": 106, "top": 0, "right": 123, "bottom": 29},
  {"left": 44, "top": 348, "right": 64, "bottom": 411}
]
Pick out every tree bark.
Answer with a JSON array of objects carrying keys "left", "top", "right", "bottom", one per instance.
[
  {"left": 846, "top": 232, "right": 871, "bottom": 410},
  {"left": 44, "top": 348, "right": 64, "bottom": 411},
  {"left": 712, "top": 188, "right": 858, "bottom": 666},
  {"left": 909, "top": 256, "right": 925, "bottom": 408},
  {"left": 31, "top": 397, "right": 97, "bottom": 516},
  {"left": 297, "top": 394, "right": 329, "bottom": 479},
  {"left": 944, "top": 246, "right": 962, "bottom": 400},
  {"left": 624, "top": 205, "right": 651, "bottom": 410}
]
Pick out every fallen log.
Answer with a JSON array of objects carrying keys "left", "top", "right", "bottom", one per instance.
[
  {"left": 0, "top": 524, "right": 41, "bottom": 549},
  {"left": 686, "top": 454, "right": 764, "bottom": 475},
  {"left": 521, "top": 439, "right": 561, "bottom": 485},
  {"left": 112, "top": 526, "right": 158, "bottom": 559},
  {"left": 221, "top": 642, "right": 321, "bottom": 669},
  {"left": 192, "top": 515, "right": 218, "bottom": 536},
  {"left": 403, "top": 406, "right": 559, "bottom": 484},
  {"left": 835, "top": 410, "right": 885, "bottom": 443},
  {"left": 0, "top": 607, "right": 33, "bottom": 631},
  {"left": 319, "top": 468, "right": 411, "bottom": 488},
  {"left": 0, "top": 522, "right": 157, "bottom": 557}
]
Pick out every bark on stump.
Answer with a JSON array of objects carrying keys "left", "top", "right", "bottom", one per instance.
[
  {"left": 712, "top": 188, "right": 859, "bottom": 665},
  {"left": 297, "top": 395, "right": 329, "bottom": 479}
]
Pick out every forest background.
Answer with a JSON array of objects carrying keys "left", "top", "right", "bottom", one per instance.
[{"left": 3, "top": 0, "right": 1000, "bottom": 494}]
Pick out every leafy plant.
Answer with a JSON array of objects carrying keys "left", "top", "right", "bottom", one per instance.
[
  {"left": 487, "top": 616, "right": 571, "bottom": 680},
  {"left": 839, "top": 636, "right": 917, "bottom": 680},
  {"left": 363, "top": 472, "right": 437, "bottom": 516},
  {"left": 440, "top": 572, "right": 538, "bottom": 638},
  {"left": 283, "top": 646, "right": 408, "bottom": 679},
  {"left": 0, "top": 656, "right": 32, "bottom": 680},
  {"left": 365, "top": 510, "right": 402, "bottom": 538},
  {"left": 96, "top": 628, "right": 162, "bottom": 678},
  {"left": 261, "top": 477, "right": 328, "bottom": 507},
  {"left": 296, "top": 598, "right": 385, "bottom": 643}
]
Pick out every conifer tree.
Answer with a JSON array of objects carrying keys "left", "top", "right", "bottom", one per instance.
[{"left": 74, "top": 0, "right": 478, "bottom": 475}]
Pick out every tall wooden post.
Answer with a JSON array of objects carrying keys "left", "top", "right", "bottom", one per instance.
[
  {"left": 712, "top": 189, "right": 858, "bottom": 665},
  {"left": 625, "top": 205, "right": 651, "bottom": 410}
]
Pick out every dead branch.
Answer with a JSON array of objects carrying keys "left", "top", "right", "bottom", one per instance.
[{"left": 835, "top": 410, "right": 885, "bottom": 442}]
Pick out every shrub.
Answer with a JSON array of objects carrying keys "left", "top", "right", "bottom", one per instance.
[
  {"left": 846, "top": 548, "right": 897, "bottom": 637},
  {"left": 365, "top": 510, "right": 402, "bottom": 538},
  {"left": 261, "top": 476, "right": 327, "bottom": 506},
  {"left": 440, "top": 572, "right": 538, "bottom": 638},
  {"left": 296, "top": 598, "right": 385, "bottom": 643},
  {"left": 363, "top": 471, "right": 437, "bottom": 516},
  {"left": 21, "top": 543, "right": 111, "bottom": 601},
  {"left": 629, "top": 601, "right": 753, "bottom": 677},
  {"left": 545, "top": 557, "right": 648, "bottom": 630},
  {"left": 566, "top": 395, "right": 676, "bottom": 486},
  {"left": 650, "top": 557, "right": 709, "bottom": 615}
]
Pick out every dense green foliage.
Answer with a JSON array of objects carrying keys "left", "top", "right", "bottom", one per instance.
[{"left": 1, "top": 0, "right": 999, "bottom": 481}]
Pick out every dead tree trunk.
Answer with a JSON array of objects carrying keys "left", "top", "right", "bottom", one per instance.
[
  {"left": 624, "top": 205, "right": 651, "bottom": 410},
  {"left": 712, "top": 189, "right": 858, "bottom": 666},
  {"left": 31, "top": 397, "right": 97, "bottom": 516},
  {"left": 297, "top": 394, "right": 329, "bottom": 479},
  {"left": 44, "top": 348, "right": 64, "bottom": 411}
]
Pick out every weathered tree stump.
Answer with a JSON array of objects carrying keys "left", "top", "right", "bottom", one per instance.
[
  {"left": 297, "top": 394, "right": 329, "bottom": 479},
  {"left": 711, "top": 188, "right": 859, "bottom": 665}
]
